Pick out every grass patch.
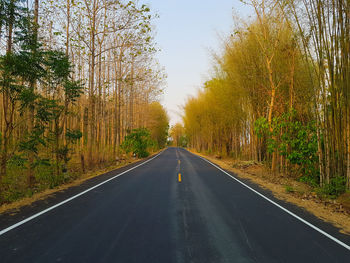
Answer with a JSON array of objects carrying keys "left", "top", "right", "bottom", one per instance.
[
  {"left": 315, "top": 176, "right": 347, "bottom": 199},
  {"left": 285, "top": 185, "right": 295, "bottom": 193}
]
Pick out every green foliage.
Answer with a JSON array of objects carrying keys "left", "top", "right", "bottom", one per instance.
[
  {"left": 8, "top": 154, "right": 26, "bottom": 168},
  {"left": 0, "top": 53, "right": 30, "bottom": 106},
  {"left": 34, "top": 162, "right": 66, "bottom": 189},
  {"left": 35, "top": 97, "right": 59, "bottom": 124},
  {"left": 170, "top": 123, "right": 187, "bottom": 147},
  {"left": 178, "top": 135, "right": 188, "bottom": 147},
  {"left": 0, "top": 6, "right": 83, "bottom": 194},
  {"left": 64, "top": 80, "right": 84, "bottom": 104},
  {"left": 44, "top": 50, "right": 71, "bottom": 86},
  {"left": 56, "top": 130, "right": 82, "bottom": 164},
  {"left": 254, "top": 109, "right": 319, "bottom": 180},
  {"left": 66, "top": 129, "right": 82, "bottom": 143},
  {"left": 57, "top": 146, "right": 70, "bottom": 163},
  {"left": 19, "top": 127, "right": 46, "bottom": 155},
  {"left": 146, "top": 102, "right": 169, "bottom": 149},
  {"left": 254, "top": 117, "right": 269, "bottom": 138},
  {"left": 299, "top": 174, "right": 319, "bottom": 188},
  {"left": 18, "top": 88, "right": 38, "bottom": 111},
  {"left": 285, "top": 185, "right": 294, "bottom": 193},
  {"left": 317, "top": 176, "right": 347, "bottom": 198},
  {"left": 121, "top": 128, "right": 154, "bottom": 158}
]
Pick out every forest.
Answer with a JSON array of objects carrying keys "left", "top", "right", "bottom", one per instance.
[
  {"left": 183, "top": 0, "right": 350, "bottom": 196},
  {"left": 0, "top": 0, "right": 168, "bottom": 203}
]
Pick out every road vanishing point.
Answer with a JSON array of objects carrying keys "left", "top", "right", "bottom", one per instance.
[{"left": 0, "top": 147, "right": 350, "bottom": 262}]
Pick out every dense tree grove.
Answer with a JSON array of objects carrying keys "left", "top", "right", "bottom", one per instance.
[
  {"left": 169, "top": 123, "right": 187, "bottom": 147},
  {"left": 183, "top": 0, "right": 350, "bottom": 194},
  {"left": 0, "top": 0, "right": 168, "bottom": 203}
]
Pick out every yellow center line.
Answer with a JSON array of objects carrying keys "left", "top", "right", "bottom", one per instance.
[{"left": 178, "top": 173, "right": 182, "bottom": 182}]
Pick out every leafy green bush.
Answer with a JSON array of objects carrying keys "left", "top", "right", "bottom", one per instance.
[
  {"left": 121, "top": 128, "right": 154, "bottom": 158},
  {"left": 317, "top": 176, "right": 346, "bottom": 198},
  {"left": 299, "top": 174, "right": 319, "bottom": 188},
  {"left": 254, "top": 109, "right": 318, "bottom": 181}
]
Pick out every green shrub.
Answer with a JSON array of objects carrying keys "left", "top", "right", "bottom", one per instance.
[
  {"left": 299, "top": 173, "right": 319, "bottom": 188},
  {"left": 121, "top": 128, "right": 154, "bottom": 158},
  {"left": 254, "top": 109, "right": 319, "bottom": 180},
  {"left": 285, "top": 185, "right": 294, "bottom": 193},
  {"left": 317, "top": 176, "right": 346, "bottom": 198}
]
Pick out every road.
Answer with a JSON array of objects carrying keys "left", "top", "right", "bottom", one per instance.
[{"left": 0, "top": 147, "right": 350, "bottom": 262}]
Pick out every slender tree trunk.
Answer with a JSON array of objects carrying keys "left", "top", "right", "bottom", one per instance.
[
  {"left": 88, "top": 0, "right": 96, "bottom": 167},
  {"left": 266, "top": 59, "right": 277, "bottom": 174},
  {"left": 1, "top": 95, "right": 10, "bottom": 183},
  {"left": 316, "top": 112, "right": 325, "bottom": 186},
  {"left": 55, "top": 117, "right": 60, "bottom": 177},
  {"left": 347, "top": 107, "right": 350, "bottom": 189},
  {"left": 0, "top": 0, "right": 15, "bottom": 186},
  {"left": 63, "top": 0, "right": 71, "bottom": 148},
  {"left": 27, "top": 0, "right": 39, "bottom": 187}
]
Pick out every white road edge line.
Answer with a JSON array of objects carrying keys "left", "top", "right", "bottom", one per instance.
[
  {"left": 188, "top": 150, "right": 350, "bottom": 251},
  {"left": 0, "top": 151, "right": 164, "bottom": 237}
]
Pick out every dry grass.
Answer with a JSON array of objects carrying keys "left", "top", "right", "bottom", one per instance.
[{"left": 189, "top": 149, "right": 350, "bottom": 235}]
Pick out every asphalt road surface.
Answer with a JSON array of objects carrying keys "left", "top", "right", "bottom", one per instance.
[{"left": 1, "top": 147, "right": 350, "bottom": 262}]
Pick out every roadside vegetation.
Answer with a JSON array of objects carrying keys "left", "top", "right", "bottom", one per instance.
[
  {"left": 169, "top": 123, "right": 187, "bottom": 147},
  {"left": 0, "top": 0, "right": 168, "bottom": 205},
  {"left": 183, "top": 0, "right": 350, "bottom": 203}
]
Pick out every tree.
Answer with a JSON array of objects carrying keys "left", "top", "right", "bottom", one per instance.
[
  {"left": 170, "top": 123, "right": 187, "bottom": 147},
  {"left": 145, "top": 102, "right": 169, "bottom": 149}
]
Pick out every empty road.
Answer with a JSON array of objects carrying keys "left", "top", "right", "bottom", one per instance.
[{"left": 0, "top": 147, "right": 350, "bottom": 262}]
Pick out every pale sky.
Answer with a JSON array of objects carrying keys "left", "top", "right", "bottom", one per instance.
[{"left": 146, "top": 0, "right": 253, "bottom": 125}]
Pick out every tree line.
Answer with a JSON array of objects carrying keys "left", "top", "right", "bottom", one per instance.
[
  {"left": 183, "top": 0, "right": 350, "bottom": 195},
  {"left": 0, "top": 0, "right": 168, "bottom": 203}
]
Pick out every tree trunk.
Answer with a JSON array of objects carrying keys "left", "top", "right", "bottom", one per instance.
[
  {"left": 347, "top": 107, "right": 350, "bottom": 189},
  {"left": 266, "top": 59, "right": 277, "bottom": 175},
  {"left": 88, "top": 0, "right": 96, "bottom": 167},
  {"left": 1, "top": 0, "right": 15, "bottom": 186},
  {"left": 27, "top": 0, "right": 39, "bottom": 188}
]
